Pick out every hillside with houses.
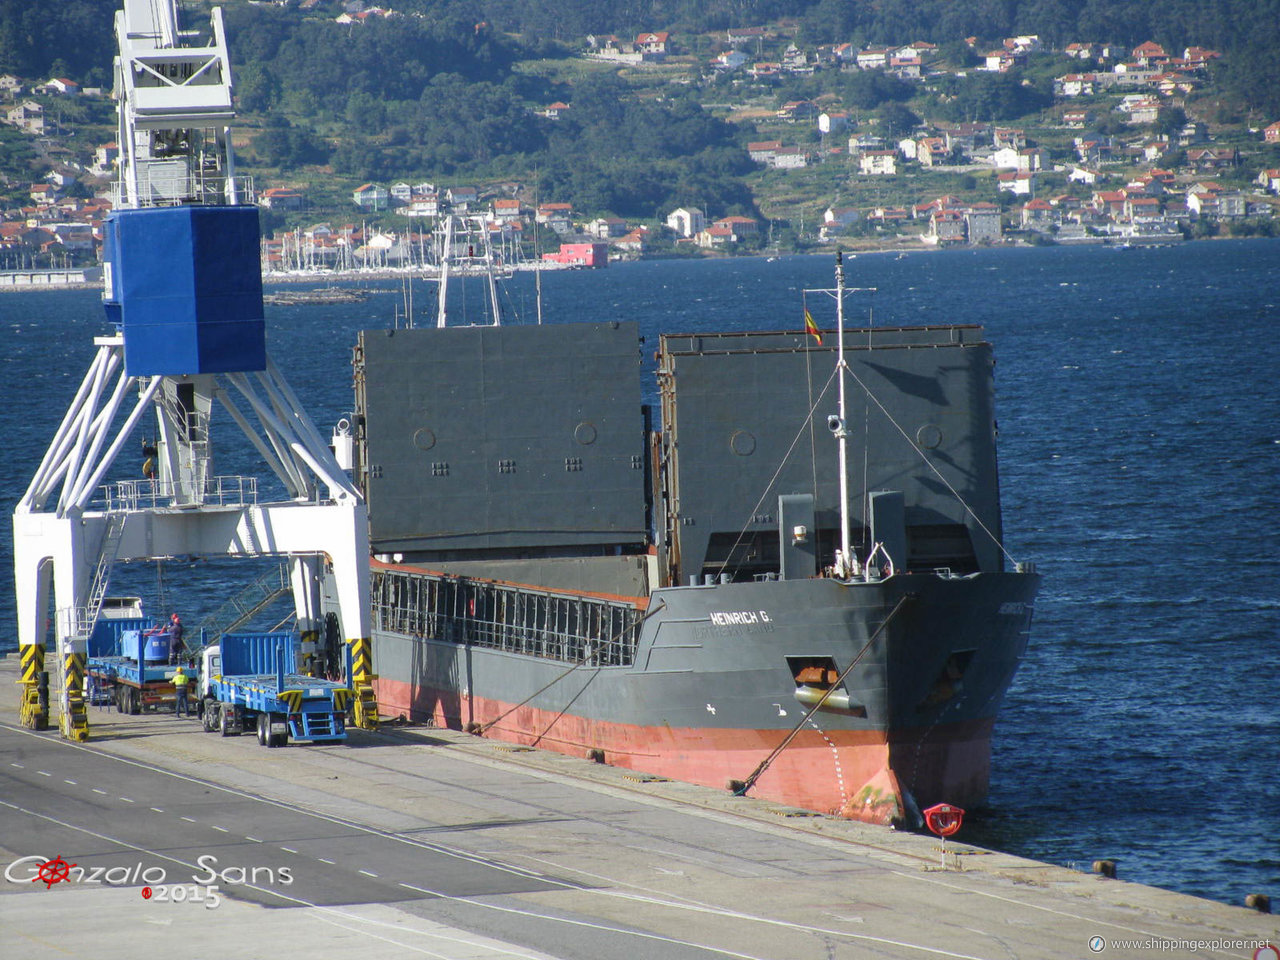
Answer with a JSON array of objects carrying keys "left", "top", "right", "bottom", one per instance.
[{"left": 3, "top": 0, "right": 1280, "bottom": 273}]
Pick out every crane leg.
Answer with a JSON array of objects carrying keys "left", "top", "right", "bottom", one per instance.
[
  {"left": 60, "top": 647, "right": 90, "bottom": 741},
  {"left": 347, "top": 636, "right": 378, "bottom": 730}
]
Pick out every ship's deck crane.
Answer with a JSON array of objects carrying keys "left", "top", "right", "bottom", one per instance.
[{"left": 12, "top": 0, "right": 378, "bottom": 740}]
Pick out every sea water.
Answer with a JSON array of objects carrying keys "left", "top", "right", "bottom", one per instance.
[{"left": 2, "top": 239, "right": 1277, "bottom": 907}]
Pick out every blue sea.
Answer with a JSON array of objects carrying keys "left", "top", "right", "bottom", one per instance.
[{"left": 2, "top": 240, "right": 1278, "bottom": 909}]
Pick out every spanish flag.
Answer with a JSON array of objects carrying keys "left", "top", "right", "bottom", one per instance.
[{"left": 804, "top": 309, "right": 823, "bottom": 345}]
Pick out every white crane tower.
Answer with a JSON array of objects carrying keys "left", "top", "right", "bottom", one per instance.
[{"left": 11, "top": 0, "right": 378, "bottom": 739}]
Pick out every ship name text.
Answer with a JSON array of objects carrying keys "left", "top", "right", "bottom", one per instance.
[{"left": 709, "top": 610, "right": 772, "bottom": 626}]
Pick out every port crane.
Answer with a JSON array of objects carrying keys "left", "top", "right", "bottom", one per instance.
[{"left": 11, "top": 0, "right": 378, "bottom": 739}]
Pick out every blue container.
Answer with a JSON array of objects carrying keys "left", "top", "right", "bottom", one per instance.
[
  {"left": 88, "top": 619, "right": 151, "bottom": 658},
  {"left": 221, "top": 633, "right": 296, "bottom": 676},
  {"left": 102, "top": 205, "right": 266, "bottom": 377},
  {"left": 144, "top": 634, "right": 170, "bottom": 664},
  {"left": 118, "top": 628, "right": 142, "bottom": 662}
]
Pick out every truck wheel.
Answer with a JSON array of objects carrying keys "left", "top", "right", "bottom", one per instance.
[
  {"left": 256, "top": 713, "right": 268, "bottom": 746},
  {"left": 114, "top": 688, "right": 124, "bottom": 713},
  {"left": 219, "top": 704, "right": 239, "bottom": 737},
  {"left": 128, "top": 689, "right": 141, "bottom": 715},
  {"left": 201, "top": 700, "right": 217, "bottom": 732},
  {"left": 268, "top": 721, "right": 288, "bottom": 749}
]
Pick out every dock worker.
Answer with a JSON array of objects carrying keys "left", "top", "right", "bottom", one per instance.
[
  {"left": 168, "top": 613, "right": 185, "bottom": 664},
  {"left": 172, "top": 665, "right": 190, "bottom": 717}
]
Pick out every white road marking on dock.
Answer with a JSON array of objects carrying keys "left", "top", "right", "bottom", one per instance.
[
  {"left": 9, "top": 762, "right": 23, "bottom": 768},
  {"left": 280, "top": 846, "right": 298, "bottom": 854},
  {"left": 309, "top": 911, "right": 504, "bottom": 959},
  {"left": 5, "top": 789, "right": 566, "bottom": 959},
  {"left": 92, "top": 788, "right": 107, "bottom": 794},
  {"left": 150, "top": 807, "right": 164, "bottom": 813},
  {"left": 245, "top": 836, "right": 262, "bottom": 843},
  {"left": 317, "top": 858, "right": 335, "bottom": 864},
  {"left": 393, "top": 883, "right": 772, "bottom": 959},
  {"left": 37, "top": 770, "right": 51, "bottom": 776},
  {"left": 0, "top": 797, "right": 313, "bottom": 911},
  {"left": 358, "top": 869, "right": 378, "bottom": 878},
  {"left": 210, "top": 825, "right": 229, "bottom": 832},
  {"left": 119, "top": 797, "right": 134, "bottom": 803},
  {"left": 4, "top": 722, "right": 540, "bottom": 883},
  {"left": 507, "top": 852, "right": 1017, "bottom": 959},
  {"left": 64, "top": 779, "right": 77, "bottom": 785},
  {"left": 180, "top": 816, "right": 196, "bottom": 822}
]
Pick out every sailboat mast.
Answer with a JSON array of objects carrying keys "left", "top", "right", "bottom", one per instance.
[
  {"left": 436, "top": 214, "right": 452, "bottom": 328},
  {"left": 485, "top": 219, "right": 502, "bottom": 325},
  {"left": 835, "top": 251, "right": 853, "bottom": 576},
  {"left": 535, "top": 264, "right": 543, "bottom": 325}
]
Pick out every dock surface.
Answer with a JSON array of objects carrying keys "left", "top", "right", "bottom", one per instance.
[{"left": 1, "top": 657, "right": 1273, "bottom": 959}]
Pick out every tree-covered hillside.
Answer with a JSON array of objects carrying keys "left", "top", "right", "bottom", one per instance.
[
  {"left": 6, "top": 0, "right": 1279, "bottom": 114},
  {"left": 0, "top": 0, "right": 116, "bottom": 87},
  {"left": 3, "top": 0, "right": 1279, "bottom": 241}
]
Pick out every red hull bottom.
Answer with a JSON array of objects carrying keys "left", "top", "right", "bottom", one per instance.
[{"left": 377, "top": 677, "right": 994, "bottom": 826}]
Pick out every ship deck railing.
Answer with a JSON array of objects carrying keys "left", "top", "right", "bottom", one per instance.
[
  {"left": 98, "top": 475, "right": 259, "bottom": 512},
  {"left": 372, "top": 568, "right": 644, "bottom": 667}
]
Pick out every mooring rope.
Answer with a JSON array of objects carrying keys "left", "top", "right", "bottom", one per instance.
[{"left": 730, "top": 593, "right": 912, "bottom": 799}]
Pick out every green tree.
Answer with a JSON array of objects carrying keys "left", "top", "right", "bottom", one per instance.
[
  {"left": 878, "top": 102, "right": 921, "bottom": 138},
  {"left": 235, "top": 64, "right": 281, "bottom": 113}
]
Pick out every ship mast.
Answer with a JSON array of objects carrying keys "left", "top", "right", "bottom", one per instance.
[
  {"left": 435, "top": 213, "right": 504, "bottom": 328},
  {"left": 834, "top": 252, "right": 854, "bottom": 578},
  {"left": 807, "top": 253, "right": 872, "bottom": 579}
]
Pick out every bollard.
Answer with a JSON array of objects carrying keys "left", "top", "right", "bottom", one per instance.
[
  {"left": 1244, "top": 893, "right": 1270, "bottom": 914},
  {"left": 1092, "top": 860, "right": 1117, "bottom": 879}
]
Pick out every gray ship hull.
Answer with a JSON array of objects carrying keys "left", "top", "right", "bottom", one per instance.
[{"left": 364, "top": 566, "right": 1038, "bottom": 823}]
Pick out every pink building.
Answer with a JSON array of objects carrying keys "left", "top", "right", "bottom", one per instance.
[{"left": 543, "top": 242, "right": 608, "bottom": 268}]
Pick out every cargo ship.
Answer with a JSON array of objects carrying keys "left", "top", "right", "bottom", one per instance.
[{"left": 323, "top": 255, "right": 1038, "bottom": 825}]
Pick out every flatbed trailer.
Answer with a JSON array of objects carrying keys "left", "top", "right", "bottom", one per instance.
[
  {"left": 199, "top": 634, "right": 353, "bottom": 746},
  {"left": 85, "top": 618, "right": 189, "bottom": 714}
]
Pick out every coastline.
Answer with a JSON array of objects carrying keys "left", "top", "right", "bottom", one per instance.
[{"left": 0, "top": 231, "right": 1254, "bottom": 293}]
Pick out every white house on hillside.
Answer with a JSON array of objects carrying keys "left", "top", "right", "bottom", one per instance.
[
  {"left": 666, "top": 207, "right": 705, "bottom": 238},
  {"left": 859, "top": 151, "right": 897, "bottom": 175},
  {"left": 353, "top": 183, "right": 389, "bottom": 210}
]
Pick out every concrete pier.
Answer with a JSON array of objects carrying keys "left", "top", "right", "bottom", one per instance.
[{"left": 0, "top": 656, "right": 1274, "bottom": 959}]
